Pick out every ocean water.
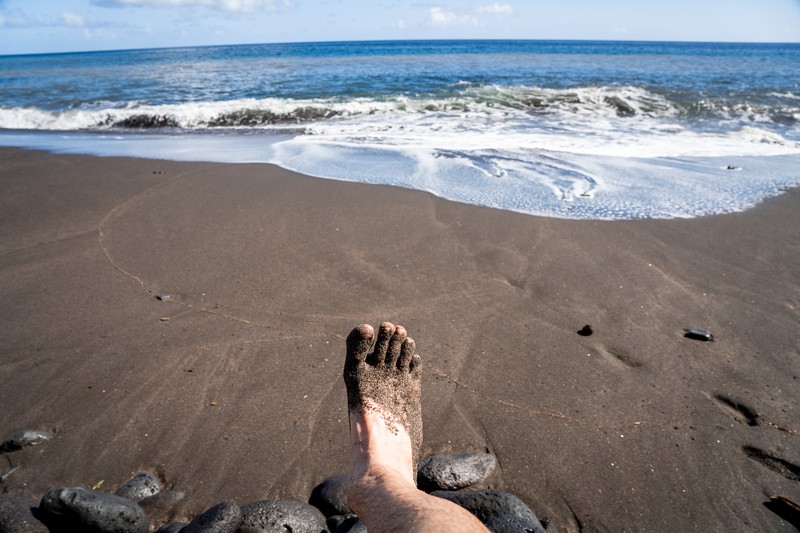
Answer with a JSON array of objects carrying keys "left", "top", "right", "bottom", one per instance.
[{"left": 1, "top": 40, "right": 799, "bottom": 219}]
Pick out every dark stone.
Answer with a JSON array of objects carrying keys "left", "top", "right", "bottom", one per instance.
[
  {"left": 0, "top": 495, "right": 48, "bottom": 533},
  {"left": 326, "top": 514, "right": 348, "bottom": 531},
  {"left": 240, "top": 499, "right": 327, "bottom": 532},
  {"left": 577, "top": 325, "right": 593, "bottom": 337},
  {"left": 38, "top": 487, "right": 147, "bottom": 533},
  {"left": 683, "top": 329, "right": 713, "bottom": 341},
  {"left": 180, "top": 501, "right": 242, "bottom": 533},
  {"left": 309, "top": 473, "right": 351, "bottom": 517},
  {"left": 485, "top": 513, "right": 547, "bottom": 533},
  {"left": 334, "top": 514, "right": 367, "bottom": 533},
  {"left": 115, "top": 472, "right": 161, "bottom": 502},
  {"left": 155, "top": 524, "right": 186, "bottom": 533},
  {"left": 432, "top": 489, "right": 543, "bottom": 530},
  {"left": 117, "top": 115, "right": 179, "bottom": 129},
  {"left": 605, "top": 96, "right": 636, "bottom": 117},
  {"left": 417, "top": 452, "right": 499, "bottom": 492},
  {"left": 0, "top": 430, "right": 54, "bottom": 453}
]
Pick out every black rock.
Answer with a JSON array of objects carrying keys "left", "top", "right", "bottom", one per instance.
[
  {"left": 0, "top": 494, "right": 48, "bottom": 533},
  {"left": 334, "top": 514, "right": 367, "bottom": 533},
  {"left": 683, "top": 328, "right": 713, "bottom": 341},
  {"left": 326, "top": 514, "right": 348, "bottom": 531},
  {"left": 417, "top": 452, "right": 499, "bottom": 492},
  {"left": 38, "top": 487, "right": 147, "bottom": 533},
  {"left": 605, "top": 96, "right": 636, "bottom": 117},
  {"left": 115, "top": 472, "right": 161, "bottom": 502},
  {"left": 485, "top": 513, "right": 547, "bottom": 533},
  {"left": 0, "top": 430, "right": 54, "bottom": 453},
  {"left": 577, "top": 324, "right": 594, "bottom": 337},
  {"left": 155, "top": 524, "right": 186, "bottom": 533},
  {"left": 432, "top": 489, "right": 543, "bottom": 530},
  {"left": 309, "top": 473, "right": 351, "bottom": 517},
  {"left": 180, "top": 501, "right": 242, "bottom": 533},
  {"left": 240, "top": 499, "right": 327, "bottom": 533},
  {"left": 118, "top": 115, "right": 179, "bottom": 129}
]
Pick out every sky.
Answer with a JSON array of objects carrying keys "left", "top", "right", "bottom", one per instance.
[{"left": 1, "top": 0, "right": 799, "bottom": 56}]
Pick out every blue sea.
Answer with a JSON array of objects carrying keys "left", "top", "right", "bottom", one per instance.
[{"left": 1, "top": 40, "right": 799, "bottom": 219}]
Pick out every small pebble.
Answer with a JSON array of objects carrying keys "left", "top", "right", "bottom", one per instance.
[
  {"left": 115, "top": 472, "right": 161, "bottom": 502},
  {"left": 417, "top": 452, "right": 499, "bottom": 492},
  {"left": 0, "top": 429, "right": 54, "bottom": 453},
  {"left": 577, "top": 324, "right": 594, "bottom": 337},
  {"left": 684, "top": 328, "right": 713, "bottom": 341},
  {"left": 155, "top": 293, "right": 172, "bottom": 301}
]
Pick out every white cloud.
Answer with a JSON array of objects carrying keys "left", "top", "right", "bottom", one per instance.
[
  {"left": 477, "top": 2, "right": 513, "bottom": 15},
  {"left": 0, "top": 11, "right": 33, "bottom": 27},
  {"left": 0, "top": 10, "right": 112, "bottom": 29},
  {"left": 62, "top": 12, "right": 87, "bottom": 28},
  {"left": 392, "top": 19, "right": 406, "bottom": 30},
  {"left": 92, "top": 0, "right": 291, "bottom": 12},
  {"left": 429, "top": 6, "right": 477, "bottom": 27}
]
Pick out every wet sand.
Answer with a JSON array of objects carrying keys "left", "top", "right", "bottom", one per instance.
[{"left": 0, "top": 147, "right": 798, "bottom": 531}]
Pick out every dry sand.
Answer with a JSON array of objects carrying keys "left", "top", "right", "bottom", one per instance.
[{"left": 0, "top": 147, "right": 798, "bottom": 531}]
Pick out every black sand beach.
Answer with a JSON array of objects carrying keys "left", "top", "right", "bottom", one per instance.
[{"left": 0, "top": 147, "right": 798, "bottom": 531}]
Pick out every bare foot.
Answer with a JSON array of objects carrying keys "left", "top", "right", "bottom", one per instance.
[
  {"left": 343, "top": 322, "right": 490, "bottom": 532},
  {"left": 344, "top": 322, "right": 422, "bottom": 485}
]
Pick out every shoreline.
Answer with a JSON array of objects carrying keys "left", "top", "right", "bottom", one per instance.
[
  {"left": 2, "top": 131, "right": 799, "bottom": 222},
  {"left": 1, "top": 147, "right": 798, "bottom": 530}
]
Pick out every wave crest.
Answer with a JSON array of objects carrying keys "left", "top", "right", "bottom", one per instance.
[{"left": 0, "top": 85, "right": 797, "bottom": 158}]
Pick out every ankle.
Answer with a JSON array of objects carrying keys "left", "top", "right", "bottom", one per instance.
[{"left": 349, "top": 409, "right": 416, "bottom": 485}]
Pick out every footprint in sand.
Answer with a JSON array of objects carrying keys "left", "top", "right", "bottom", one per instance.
[
  {"left": 710, "top": 394, "right": 760, "bottom": 426},
  {"left": 592, "top": 344, "right": 643, "bottom": 369},
  {"left": 742, "top": 446, "right": 800, "bottom": 483}
]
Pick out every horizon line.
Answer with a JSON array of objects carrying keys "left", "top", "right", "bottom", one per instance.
[{"left": 3, "top": 36, "right": 798, "bottom": 59}]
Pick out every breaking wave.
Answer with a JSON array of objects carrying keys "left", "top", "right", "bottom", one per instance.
[
  {"left": 0, "top": 84, "right": 796, "bottom": 130},
  {"left": 2, "top": 85, "right": 798, "bottom": 161}
]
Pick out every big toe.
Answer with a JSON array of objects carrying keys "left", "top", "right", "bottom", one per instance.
[{"left": 346, "top": 324, "right": 374, "bottom": 364}]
